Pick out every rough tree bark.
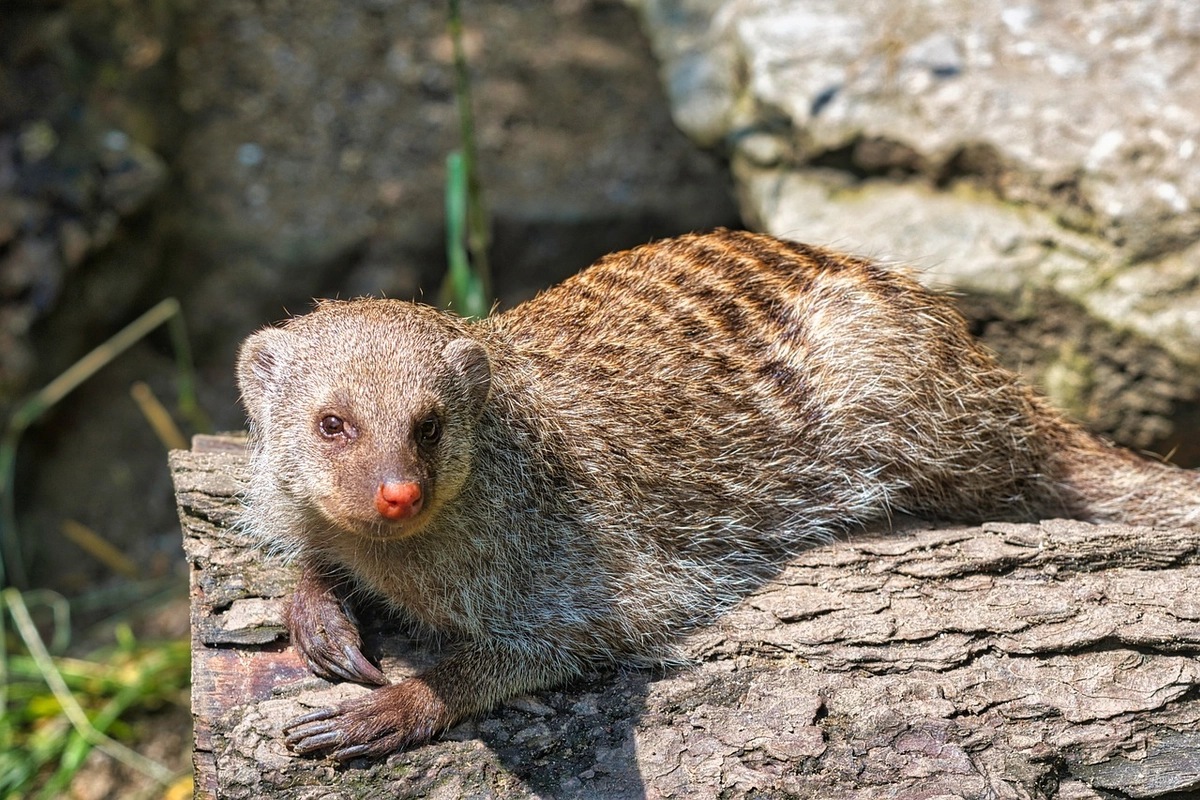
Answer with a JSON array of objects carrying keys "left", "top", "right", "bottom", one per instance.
[{"left": 172, "top": 435, "right": 1200, "bottom": 799}]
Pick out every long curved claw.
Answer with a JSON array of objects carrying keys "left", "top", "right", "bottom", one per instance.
[
  {"left": 285, "top": 706, "right": 339, "bottom": 729},
  {"left": 329, "top": 743, "right": 375, "bottom": 761},
  {"left": 286, "top": 727, "right": 345, "bottom": 755},
  {"left": 342, "top": 643, "right": 387, "bottom": 685}
]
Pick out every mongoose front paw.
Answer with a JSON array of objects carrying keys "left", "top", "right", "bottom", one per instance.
[
  {"left": 283, "top": 680, "right": 449, "bottom": 760},
  {"left": 285, "top": 582, "right": 387, "bottom": 686}
]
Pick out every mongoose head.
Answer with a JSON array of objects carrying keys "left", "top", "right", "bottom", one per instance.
[{"left": 236, "top": 299, "right": 492, "bottom": 541}]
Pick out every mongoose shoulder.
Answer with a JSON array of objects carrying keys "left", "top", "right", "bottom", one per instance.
[{"left": 236, "top": 229, "right": 1200, "bottom": 760}]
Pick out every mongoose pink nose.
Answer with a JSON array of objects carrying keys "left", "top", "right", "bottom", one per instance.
[{"left": 375, "top": 481, "right": 423, "bottom": 520}]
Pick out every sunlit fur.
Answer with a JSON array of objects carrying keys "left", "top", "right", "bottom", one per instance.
[{"left": 238, "top": 229, "right": 1200, "bottom": 750}]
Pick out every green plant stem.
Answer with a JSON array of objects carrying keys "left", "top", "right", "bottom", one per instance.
[
  {"left": 447, "top": 0, "right": 492, "bottom": 311},
  {"left": 442, "top": 151, "right": 488, "bottom": 317}
]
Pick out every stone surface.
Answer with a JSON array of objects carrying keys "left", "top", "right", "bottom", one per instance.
[{"left": 636, "top": 0, "right": 1200, "bottom": 248}]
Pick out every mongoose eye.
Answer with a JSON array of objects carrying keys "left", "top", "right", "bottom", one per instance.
[
  {"left": 416, "top": 414, "right": 442, "bottom": 446},
  {"left": 319, "top": 415, "right": 348, "bottom": 438}
]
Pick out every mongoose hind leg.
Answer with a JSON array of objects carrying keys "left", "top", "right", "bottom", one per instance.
[{"left": 285, "top": 558, "right": 387, "bottom": 686}]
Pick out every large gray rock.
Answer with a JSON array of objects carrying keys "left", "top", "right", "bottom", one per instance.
[
  {"left": 631, "top": 0, "right": 1200, "bottom": 454},
  {"left": 636, "top": 0, "right": 1200, "bottom": 248}
]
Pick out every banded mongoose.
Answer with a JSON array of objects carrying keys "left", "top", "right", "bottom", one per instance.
[{"left": 236, "top": 229, "right": 1200, "bottom": 760}]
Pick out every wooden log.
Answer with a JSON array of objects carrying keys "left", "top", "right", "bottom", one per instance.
[{"left": 172, "top": 434, "right": 1200, "bottom": 799}]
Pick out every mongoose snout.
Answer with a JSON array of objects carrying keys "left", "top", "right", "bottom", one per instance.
[{"left": 375, "top": 481, "right": 424, "bottom": 520}]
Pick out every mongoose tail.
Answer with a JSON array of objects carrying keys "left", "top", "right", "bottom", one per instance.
[{"left": 1051, "top": 430, "right": 1200, "bottom": 529}]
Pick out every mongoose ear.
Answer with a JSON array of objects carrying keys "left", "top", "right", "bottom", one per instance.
[
  {"left": 236, "top": 327, "right": 292, "bottom": 427},
  {"left": 443, "top": 338, "right": 491, "bottom": 415}
]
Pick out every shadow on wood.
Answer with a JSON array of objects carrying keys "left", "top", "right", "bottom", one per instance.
[{"left": 172, "top": 434, "right": 1200, "bottom": 799}]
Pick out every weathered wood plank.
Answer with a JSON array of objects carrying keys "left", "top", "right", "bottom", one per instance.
[{"left": 173, "top": 435, "right": 1200, "bottom": 799}]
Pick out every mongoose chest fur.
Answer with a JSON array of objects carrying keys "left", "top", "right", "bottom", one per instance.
[{"left": 236, "top": 229, "right": 1200, "bottom": 760}]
